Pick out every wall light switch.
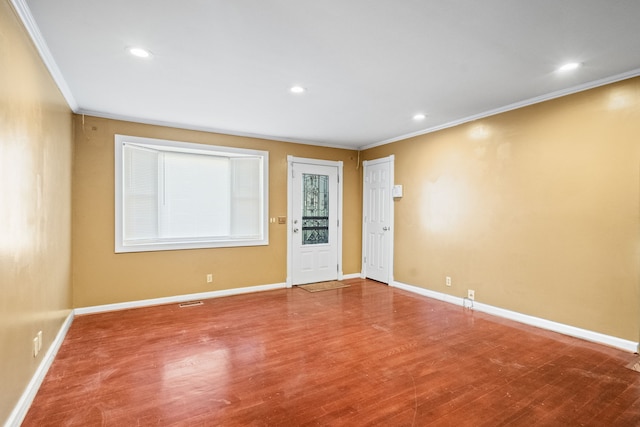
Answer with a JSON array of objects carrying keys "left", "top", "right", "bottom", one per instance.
[{"left": 392, "top": 185, "right": 403, "bottom": 198}]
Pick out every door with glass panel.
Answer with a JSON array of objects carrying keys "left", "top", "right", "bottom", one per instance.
[{"left": 291, "top": 163, "right": 339, "bottom": 285}]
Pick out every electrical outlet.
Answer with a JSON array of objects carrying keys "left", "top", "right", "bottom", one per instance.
[
  {"left": 446, "top": 276, "right": 451, "bottom": 287},
  {"left": 467, "top": 289, "right": 475, "bottom": 300},
  {"left": 206, "top": 274, "right": 213, "bottom": 283}
]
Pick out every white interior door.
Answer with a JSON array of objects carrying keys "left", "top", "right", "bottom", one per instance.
[
  {"left": 289, "top": 160, "right": 341, "bottom": 285},
  {"left": 362, "top": 157, "right": 394, "bottom": 284}
]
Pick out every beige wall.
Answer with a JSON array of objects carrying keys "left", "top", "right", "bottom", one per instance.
[
  {"left": 364, "top": 78, "right": 640, "bottom": 342},
  {"left": 3, "top": 0, "right": 639, "bottom": 419},
  {"left": 72, "top": 116, "right": 361, "bottom": 307},
  {"left": 0, "top": 1, "right": 73, "bottom": 424}
]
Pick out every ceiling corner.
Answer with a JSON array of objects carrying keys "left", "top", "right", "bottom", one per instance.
[{"left": 11, "top": 0, "right": 79, "bottom": 111}]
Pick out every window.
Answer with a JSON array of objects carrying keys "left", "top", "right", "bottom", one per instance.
[{"left": 115, "top": 135, "right": 268, "bottom": 253}]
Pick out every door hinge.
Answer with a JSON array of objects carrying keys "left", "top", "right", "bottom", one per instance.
[
  {"left": 337, "top": 264, "right": 339, "bottom": 272},
  {"left": 337, "top": 219, "right": 340, "bottom": 227},
  {"left": 364, "top": 256, "right": 367, "bottom": 263},
  {"left": 337, "top": 174, "right": 340, "bottom": 183}
]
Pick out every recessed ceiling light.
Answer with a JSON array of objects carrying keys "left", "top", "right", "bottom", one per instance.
[
  {"left": 413, "top": 113, "right": 427, "bottom": 121},
  {"left": 557, "top": 62, "right": 581, "bottom": 72},
  {"left": 290, "top": 85, "right": 306, "bottom": 94},
  {"left": 128, "top": 47, "right": 152, "bottom": 59}
]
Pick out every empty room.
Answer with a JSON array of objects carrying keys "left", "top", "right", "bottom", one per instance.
[{"left": 1, "top": 1, "right": 640, "bottom": 425}]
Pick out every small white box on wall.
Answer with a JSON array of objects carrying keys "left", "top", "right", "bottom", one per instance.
[{"left": 392, "top": 185, "right": 403, "bottom": 198}]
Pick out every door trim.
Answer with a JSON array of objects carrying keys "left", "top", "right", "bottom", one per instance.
[
  {"left": 361, "top": 155, "right": 395, "bottom": 284},
  {"left": 286, "top": 156, "right": 343, "bottom": 288}
]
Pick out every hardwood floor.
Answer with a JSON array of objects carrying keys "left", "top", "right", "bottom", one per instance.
[{"left": 23, "top": 279, "right": 640, "bottom": 426}]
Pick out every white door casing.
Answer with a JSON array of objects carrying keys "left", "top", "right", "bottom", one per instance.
[
  {"left": 287, "top": 156, "right": 343, "bottom": 286},
  {"left": 361, "top": 156, "right": 394, "bottom": 284}
]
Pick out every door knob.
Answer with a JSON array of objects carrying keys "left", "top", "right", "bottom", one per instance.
[
  {"left": 293, "top": 228, "right": 299, "bottom": 233},
  {"left": 382, "top": 226, "right": 390, "bottom": 231}
]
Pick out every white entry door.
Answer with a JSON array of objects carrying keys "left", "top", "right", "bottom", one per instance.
[
  {"left": 362, "top": 156, "right": 394, "bottom": 284},
  {"left": 288, "top": 158, "right": 342, "bottom": 286}
]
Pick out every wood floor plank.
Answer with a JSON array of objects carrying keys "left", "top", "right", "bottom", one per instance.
[{"left": 22, "top": 279, "right": 640, "bottom": 426}]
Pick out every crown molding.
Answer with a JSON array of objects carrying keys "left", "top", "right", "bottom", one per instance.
[
  {"left": 11, "top": 0, "right": 79, "bottom": 111},
  {"left": 77, "top": 108, "right": 358, "bottom": 151},
  {"left": 11, "top": 0, "right": 640, "bottom": 153},
  {"left": 360, "top": 68, "right": 640, "bottom": 151}
]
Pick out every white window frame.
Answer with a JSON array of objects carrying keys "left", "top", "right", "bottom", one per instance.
[{"left": 115, "top": 134, "right": 269, "bottom": 253}]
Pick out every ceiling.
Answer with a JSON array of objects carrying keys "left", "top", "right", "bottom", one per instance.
[{"left": 17, "top": 0, "right": 640, "bottom": 149}]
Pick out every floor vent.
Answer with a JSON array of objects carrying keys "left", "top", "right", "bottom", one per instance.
[{"left": 179, "top": 301, "right": 203, "bottom": 308}]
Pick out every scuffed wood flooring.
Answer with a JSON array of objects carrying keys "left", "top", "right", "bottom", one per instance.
[{"left": 23, "top": 279, "right": 640, "bottom": 426}]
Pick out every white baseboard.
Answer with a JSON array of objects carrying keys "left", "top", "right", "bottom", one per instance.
[
  {"left": 5, "top": 311, "right": 74, "bottom": 427},
  {"left": 392, "top": 280, "right": 638, "bottom": 353},
  {"left": 74, "top": 282, "right": 287, "bottom": 315},
  {"left": 12, "top": 279, "right": 634, "bottom": 427},
  {"left": 6, "top": 282, "right": 286, "bottom": 426},
  {"left": 75, "top": 277, "right": 365, "bottom": 316}
]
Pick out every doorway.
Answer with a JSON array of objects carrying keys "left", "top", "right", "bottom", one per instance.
[
  {"left": 287, "top": 156, "right": 343, "bottom": 287},
  {"left": 361, "top": 155, "right": 394, "bottom": 284}
]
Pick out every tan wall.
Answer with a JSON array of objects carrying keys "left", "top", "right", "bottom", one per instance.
[
  {"left": 3, "top": 4, "right": 638, "bottom": 422},
  {"left": 364, "top": 78, "right": 640, "bottom": 342},
  {"left": 72, "top": 116, "right": 361, "bottom": 307},
  {"left": 0, "top": 1, "right": 73, "bottom": 423}
]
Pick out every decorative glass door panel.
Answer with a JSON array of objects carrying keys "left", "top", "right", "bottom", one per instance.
[
  {"left": 302, "top": 174, "right": 329, "bottom": 245},
  {"left": 289, "top": 160, "right": 339, "bottom": 285}
]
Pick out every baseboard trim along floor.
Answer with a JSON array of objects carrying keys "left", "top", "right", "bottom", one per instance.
[
  {"left": 74, "top": 282, "right": 288, "bottom": 315},
  {"left": 10, "top": 278, "right": 637, "bottom": 425},
  {"left": 6, "top": 312, "right": 74, "bottom": 427},
  {"left": 392, "top": 280, "right": 638, "bottom": 353},
  {"left": 75, "top": 276, "right": 362, "bottom": 316}
]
